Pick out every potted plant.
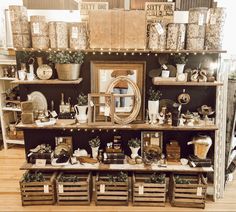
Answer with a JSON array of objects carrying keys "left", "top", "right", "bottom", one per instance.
[
  {"left": 47, "top": 51, "right": 84, "bottom": 81},
  {"left": 74, "top": 93, "right": 88, "bottom": 124},
  {"left": 148, "top": 87, "right": 162, "bottom": 124},
  {"left": 174, "top": 55, "right": 188, "bottom": 74},
  {"left": 89, "top": 136, "right": 101, "bottom": 159},
  {"left": 128, "top": 138, "right": 141, "bottom": 159}
]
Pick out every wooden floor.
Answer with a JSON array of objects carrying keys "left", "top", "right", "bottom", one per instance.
[{"left": 0, "top": 146, "right": 236, "bottom": 212}]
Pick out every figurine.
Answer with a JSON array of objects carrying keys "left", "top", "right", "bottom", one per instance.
[{"left": 179, "top": 114, "right": 185, "bottom": 126}]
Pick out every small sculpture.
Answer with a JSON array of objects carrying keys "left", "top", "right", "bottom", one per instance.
[{"left": 198, "top": 105, "right": 215, "bottom": 121}]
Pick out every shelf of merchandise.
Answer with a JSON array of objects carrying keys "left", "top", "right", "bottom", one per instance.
[
  {"left": 10, "top": 78, "right": 83, "bottom": 85},
  {"left": 2, "top": 107, "right": 21, "bottom": 112},
  {"left": 152, "top": 81, "right": 223, "bottom": 86},
  {"left": 6, "top": 138, "right": 24, "bottom": 145},
  {"left": 20, "top": 162, "right": 213, "bottom": 173},
  {"left": 16, "top": 122, "right": 218, "bottom": 131},
  {"left": 0, "top": 48, "right": 16, "bottom": 56}
]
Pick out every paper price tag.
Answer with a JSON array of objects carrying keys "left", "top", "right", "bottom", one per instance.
[
  {"left": 90, "top": 100, "right": 94, "bottom": 107},
  {"left": 181, "top": 31, "right": 185, "bottom": 43},
  {"left": 104, "top": 106, "right": 110, "bottom": 117},
  {"left": 50, "top": 111, "right": 58, "bottom": 118},
  {"left": 72, "top": 26, "right": 78, "bottom": 39},
  {"left": 35, "top": 159, "right": 46, "bottom": 167},
  {"left": 58, "top": 184, "right": 64, "bottom": 193},
  {"left": 100, "top": 184, "right": 105, "bottom": 193},
  {"left": 197, "top": 187, "right": 202, "bottom": 196},
  {"left": 44, "top": 185, "right": 49, "bottom": 193},
  {"left": 33, "top": 22, "right": 40, "bottom": 34},
  {"left": 198, "top": 14, "right": 204, "bottom": 26},
  {"left": 210, "top": 15, "right": 217, "bottom": 25},
  {"left": 162, "top": 64, "right": 168, "bottom": 70},
  {"left": 156, "top": 23, "right": 164, "bottom": 35},
  {"left": 191, "top": 161, "right": 196, "bottom": 168},
  {"left": 138, "top": 185, "right": 144, "bottom": 195}
]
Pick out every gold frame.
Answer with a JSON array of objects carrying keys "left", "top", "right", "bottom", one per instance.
[{"left": 90, "top": 61, "right": 146, "bottom": 122}]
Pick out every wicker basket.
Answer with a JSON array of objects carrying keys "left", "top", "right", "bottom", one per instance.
[{"left": 55, "top": 64, "right": 81, "bottom": 81}]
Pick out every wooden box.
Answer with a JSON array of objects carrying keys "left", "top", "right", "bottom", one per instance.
[
  {"left": 95, "top": 172, "right": 129, "bottom": 205},
  {"left": 166, "top": 141, "right": 180, "bottom": 162},
  {"left": 169, "top": 174, "right": 207, "bottom": 208},
  {"left": 132, "top": 173, "right": 166, "bottom": 206},
  {"left": 20, "top": 171, "right": 57, "bottom": 206},
  {"left": 56, "top": 172, "right": 92, "bottom": 205}
]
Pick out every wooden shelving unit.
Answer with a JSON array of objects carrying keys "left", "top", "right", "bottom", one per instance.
[
  {"left": 10, "top": 78, "right": 83, "bottom": 85},
  {"left": 21, "top": 162, "right": 213, "bottom": 173},
  {"left": 152, "top": 81, "right": 223, "bottom": 86}
]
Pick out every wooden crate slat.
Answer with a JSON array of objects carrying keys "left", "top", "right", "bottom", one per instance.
[
  {"left": 22, "top": 201, "right": 55, "bottom": 205},
  {"left": 134, "top": 183, "right": 166, "bottom": 188},
  {"left": 22, "top": 196, "right": 54, "bottom": 201},
  {"left": 134, "top": 193, "right": 165, "bottom": 198},
  {"left": 134, "top": 197, "right": 165, "bottom": 201},
  {"left": 58, "top": 196, "right": 89, "bottom": 200},
  {"left": 58, "top": 191, "right": 88, "bottom": 196},
  {"left": 175, "top": 193, "right": 205, "bottom": 198},
  {"left": 175, "top": 188, "right": 207, "bottom": 193},
  {"left": 97, "top": 196, "right": 128, "bottom": 200},
  {"left": 96, "top": 186, "right": 128, "bottom": 191},
  {"left": 134, "top": 187, "right": 166, "bottom": 192},
  {"left": 61, "top": 187, "right": 88, "bottom": 191},
  {"left": 97, "top": 191, "right": 128, "bottom": 196},
  {"left": 96, "top": 201, "right": 128, "bottom": 206},
  {"left": 22, "top": 192, "right": 54, "bottom": 196},
  {"left": 133, "top": 202, "right": 165, "bottom": 206},
  {"left": 174, "top": 198, "right": 206, "bottom": 203},
  {"left": 58, "top": 182, "right": 88, "bottom": 186}
]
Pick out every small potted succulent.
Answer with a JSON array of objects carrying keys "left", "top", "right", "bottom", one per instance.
[
  {"left": 74, "top": 93, "right": 88, "bottom": 124},
  {"left": 128, "top": 138, "right": 141, "bottom": 159},
  {"left": 89, "top": 136, "right": 101, "bottom": 159},
  {"left": 174, "top": 55, "right": 188, "bottom": 74},
  {"left": 148, "top": 87, "right": 162, "bottom": 124},
  {"left": 47, "top": 51, "right": 84, "bottom": 81}
]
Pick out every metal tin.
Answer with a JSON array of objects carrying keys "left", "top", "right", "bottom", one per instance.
[
  {"left": 148, "top": 22, "right": 166, "bottom": 50},
  {"left": 166, "top": 23, "right": 186, "bottom": 50},
  {"left": 49, "top": 21, "right": 68, "bottom": 48}
]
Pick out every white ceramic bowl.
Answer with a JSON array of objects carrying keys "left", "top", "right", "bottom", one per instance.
[{"left": 180, "top": 158, "right": 188, "bottom": 165}]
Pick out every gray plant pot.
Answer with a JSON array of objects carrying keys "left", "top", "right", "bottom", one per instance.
[{"left": 55, "top": 64, "right": 81, "bottom": 81}]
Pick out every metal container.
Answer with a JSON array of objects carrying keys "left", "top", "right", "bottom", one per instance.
[
  {"left": 205, "top": 7, "right": 226, "bottom": 50},
  {"left": 148, "top": 22, "right": 166, "bottom": 50},
  {"left": 49, "top": 22, "right": 68, "bottom": 48},
  {"left": 9, "top": 5, "right": 28, "bottom": 22},
  {"left": 166, "top": 23, "right": 186, "bottom": 50},
  {"left": 186, "top": 23, "right": 205, "bottom": 50},
  {"left": 13, "top": 34, "right": 31, "bottom": 48},
  {"left": 69, "top": 22, "right": 87, "bottom": 49},
  {"left": 55, "top": 64, "right": 81, "bottom": 81},
  {"left": 32, "top": 36, "right": 49, "bottom": 49},
  {"left": 188, "top": 7, "right": 208, "bottom": 24}
]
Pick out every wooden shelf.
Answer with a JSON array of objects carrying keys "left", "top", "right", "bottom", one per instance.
[
  {"left": 0, "top": 60, "right": 16, "bottom": 65},
  {"left": 14, "top": 48, "right": 227, "bottom": 54},
  {"left": 10, "top": 78, "right": 83, "bottom": 85},
  {"left": 0, "top": 77, "right": 16, "bottom": 81},
  {"left": 6, "top": 139, "right": 24, "bottom": 145},
  {"left": 0, "top": 48, "right": 15, "bottom": 56},
  {"left": 2, "top": 107, "right": 21, "bottom": 112},
  {"left": 16, "top": 122, "right": 218, "bottom": 131},
  {"left": 20, "top": 162, "right": 213, "bottom": 173},
  {"left": 5, "top": 100, "right": 20, "bottom": 104},
  {"left": 152, "top": 81, "right": 223, "bottom": 86}
]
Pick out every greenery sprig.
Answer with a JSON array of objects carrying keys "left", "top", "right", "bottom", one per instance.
[
  {"left": 77, "top": 93, "right": 88, "bottom": 106},
  {"left": 148, "top": 87, "right": 162, "bottom": 101},
  {"left": 89, "top": 136, "right": 101, "bottom": 148},
  {"left": 174, "top": 55, "right": 188, "bottom": 64},
  {"left": 47, "top": 51, "right": 84, "bottom": 64},
  {"left": 144, "top": 173, "right": 165, "bottom": 184},
  {"left": 23, "top": 171, "right": 45, "bottom": 182},
  {"left": 175, "top": 175, "right": 192, "bottom": 184},
  {"left": 128, "top": 138, "right": 141, "bottom": 148},
  {"left": 58, "top": 175, "right": 80, "bottom": 182},
  {"left": 104, "top": 172, "right": 128, "bottom": 182}
]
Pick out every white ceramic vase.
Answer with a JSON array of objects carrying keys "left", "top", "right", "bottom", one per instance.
[
  {"left": 91, "top": 146, "right": 99, "bottom": 159},
  {"left": 74, "top": 105, "right": 88, "bottom": 124},
  {"left": 130, "top": 147, "right": 140, "bottom": 159},
  {"left": 148, "top": 100, "right": 159, "bottom": 124},
  {"left": 176, "top": 64, "right": 185, "bottom": 74}
]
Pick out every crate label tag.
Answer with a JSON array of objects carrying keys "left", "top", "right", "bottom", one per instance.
[
  {"left": 210, "top": 15, "right": 217, "bottom": 25},
  {"left": 58, "top": 184, "right": 64, "bottom": 193},
  {"left": 197, "top": 187, "right": 202, "bottom": 196},
  {"left": 198, "top": 14, "right": 204, "bottom": 26},
  {"left": 156, "top": 23, "right": 164, "bottom": 35},
  {"left": 100, "top": 184, "right": 105, "bottom": 193},
  {"left": 139, "top": 184, "right": 144, "bottom": 195},
  {"left": 33, "top": 22, "right": 40, "bottom": 34},
  {"left": 90, "top": 100, "right": 94, "bottom": 107},
  {"left": 35, "top": 159, "right": 46, "bottom": 167},
  {"left": 44, "top": 185, "right": 49, "bottom": 193},
  {"left": 50, "top": 110, "right": 58, "bottom": 118},
  {"left": 72, "top": 26, "right": 78, "bottom": 39},
  {"left": 104, "top": 106, "right": 110, "bottom": 116}
]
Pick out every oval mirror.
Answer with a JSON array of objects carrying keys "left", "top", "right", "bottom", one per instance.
[{"left": 106, "top": 76, "right": 141, "bottom": 124}]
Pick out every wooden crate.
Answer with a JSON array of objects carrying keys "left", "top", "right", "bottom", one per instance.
[
  {"left": 95, "top": 172, "right": 129, "bottom": 206},
  {"left": 20, "top": 171, "right": 57, "bottom": 206},
  {"left": 170, "top": 174, "right": 207, "bottom": 209},
  {"left": 132, "top": 173, "right": 166, "bottom": 206},
  {"left": 56, "top": 172, "right": 92, "bottom": 205}
]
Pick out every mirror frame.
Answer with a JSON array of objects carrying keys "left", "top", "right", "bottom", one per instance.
[{"left": 90, "top": 61, "right": 146, "bottom": 122}]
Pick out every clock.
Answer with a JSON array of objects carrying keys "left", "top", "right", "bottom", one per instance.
[
  {"left": 36, "top": 64, "right": 53, "bottom": 80},
  {"left": 176, "top": 73, "right": 187, "bottom": 82}
]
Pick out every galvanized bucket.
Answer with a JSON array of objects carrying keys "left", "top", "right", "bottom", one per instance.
[{"left": 55, "top": 64, "right": 81, "bottom": 81}]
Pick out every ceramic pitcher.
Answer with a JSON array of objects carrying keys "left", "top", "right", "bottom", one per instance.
[{"left": 74, "top": 105, "right": 88, "bottom": 124}]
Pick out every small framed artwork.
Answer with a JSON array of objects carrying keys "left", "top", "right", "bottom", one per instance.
[
  {"left": 55, "top": 136, "right": 73, "bottom": 155},
  {"left": 141, "top": 131, "right": 163, "bottom": 157}
]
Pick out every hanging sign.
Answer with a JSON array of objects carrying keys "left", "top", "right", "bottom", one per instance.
[{"left": 79, "top": 2, "right": 109, "bottom": 16}]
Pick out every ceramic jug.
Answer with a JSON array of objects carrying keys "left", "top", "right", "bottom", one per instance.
[{"left": 74, "top": 105, "right": 88, "bottom": 124}]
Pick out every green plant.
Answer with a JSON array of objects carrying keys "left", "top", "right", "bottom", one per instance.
[
  {"left": 89, "top": 136, "right": 101, "bottom": 148},
  {"left": 23, "top": 171, "right": 45, "bottom": 182},
  {"left": 77, "top": 93, "right": 88, "bottom": 106},
  {"left": 174, "top": 55, "right": 188, "bottom": 64},
  {"left": 148, "top": 87, "right": 162, "bottom": 101},
  {"left": 17, "top": 51, "right": 33, "bottom": 64},
  {"left": 128, "top": 138, "right": 141, "bottom": 148},
  {"left": 144, "top": 173, "right": 165, "bottom": 184},
  {"left": 58, "top": 174, "right": 80, "bottom": 182},
  {"left": 175, "top": 175, "right": 192, "bottom": 184},
  {"left": 47, "top": 51, "right": 84, "bottom": 64},
  {"left": 103, "top": 172, "right": 128, "bottom": 182}
]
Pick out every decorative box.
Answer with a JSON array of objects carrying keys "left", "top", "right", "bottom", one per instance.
[
  {"left": 69, "top": 22, "right": 87, "bottom": 49},
  {"left": 49, "top": 21, "right": 68, "bottom": 48},
  {"left": 148, "top": 22, "right": 166, "bottom": 50},
  {"left": 32, "top": 36, "right": 49, "bottom": 49}
]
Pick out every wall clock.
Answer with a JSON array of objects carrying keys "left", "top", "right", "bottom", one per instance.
[{"left": 36, "top": 64, "right": 53, "bottom": 80}]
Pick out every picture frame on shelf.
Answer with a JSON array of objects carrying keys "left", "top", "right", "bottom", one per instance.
[{"left": 141, "top": 131, "right": 163, "bottom": 158}]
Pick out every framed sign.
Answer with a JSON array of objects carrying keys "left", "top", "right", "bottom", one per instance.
[
  {"left": 145, "top": 2, "right": 175, "bottom": 23},
  {"left": 79, "top": 2, "right": 108, "bottom": 17}
]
